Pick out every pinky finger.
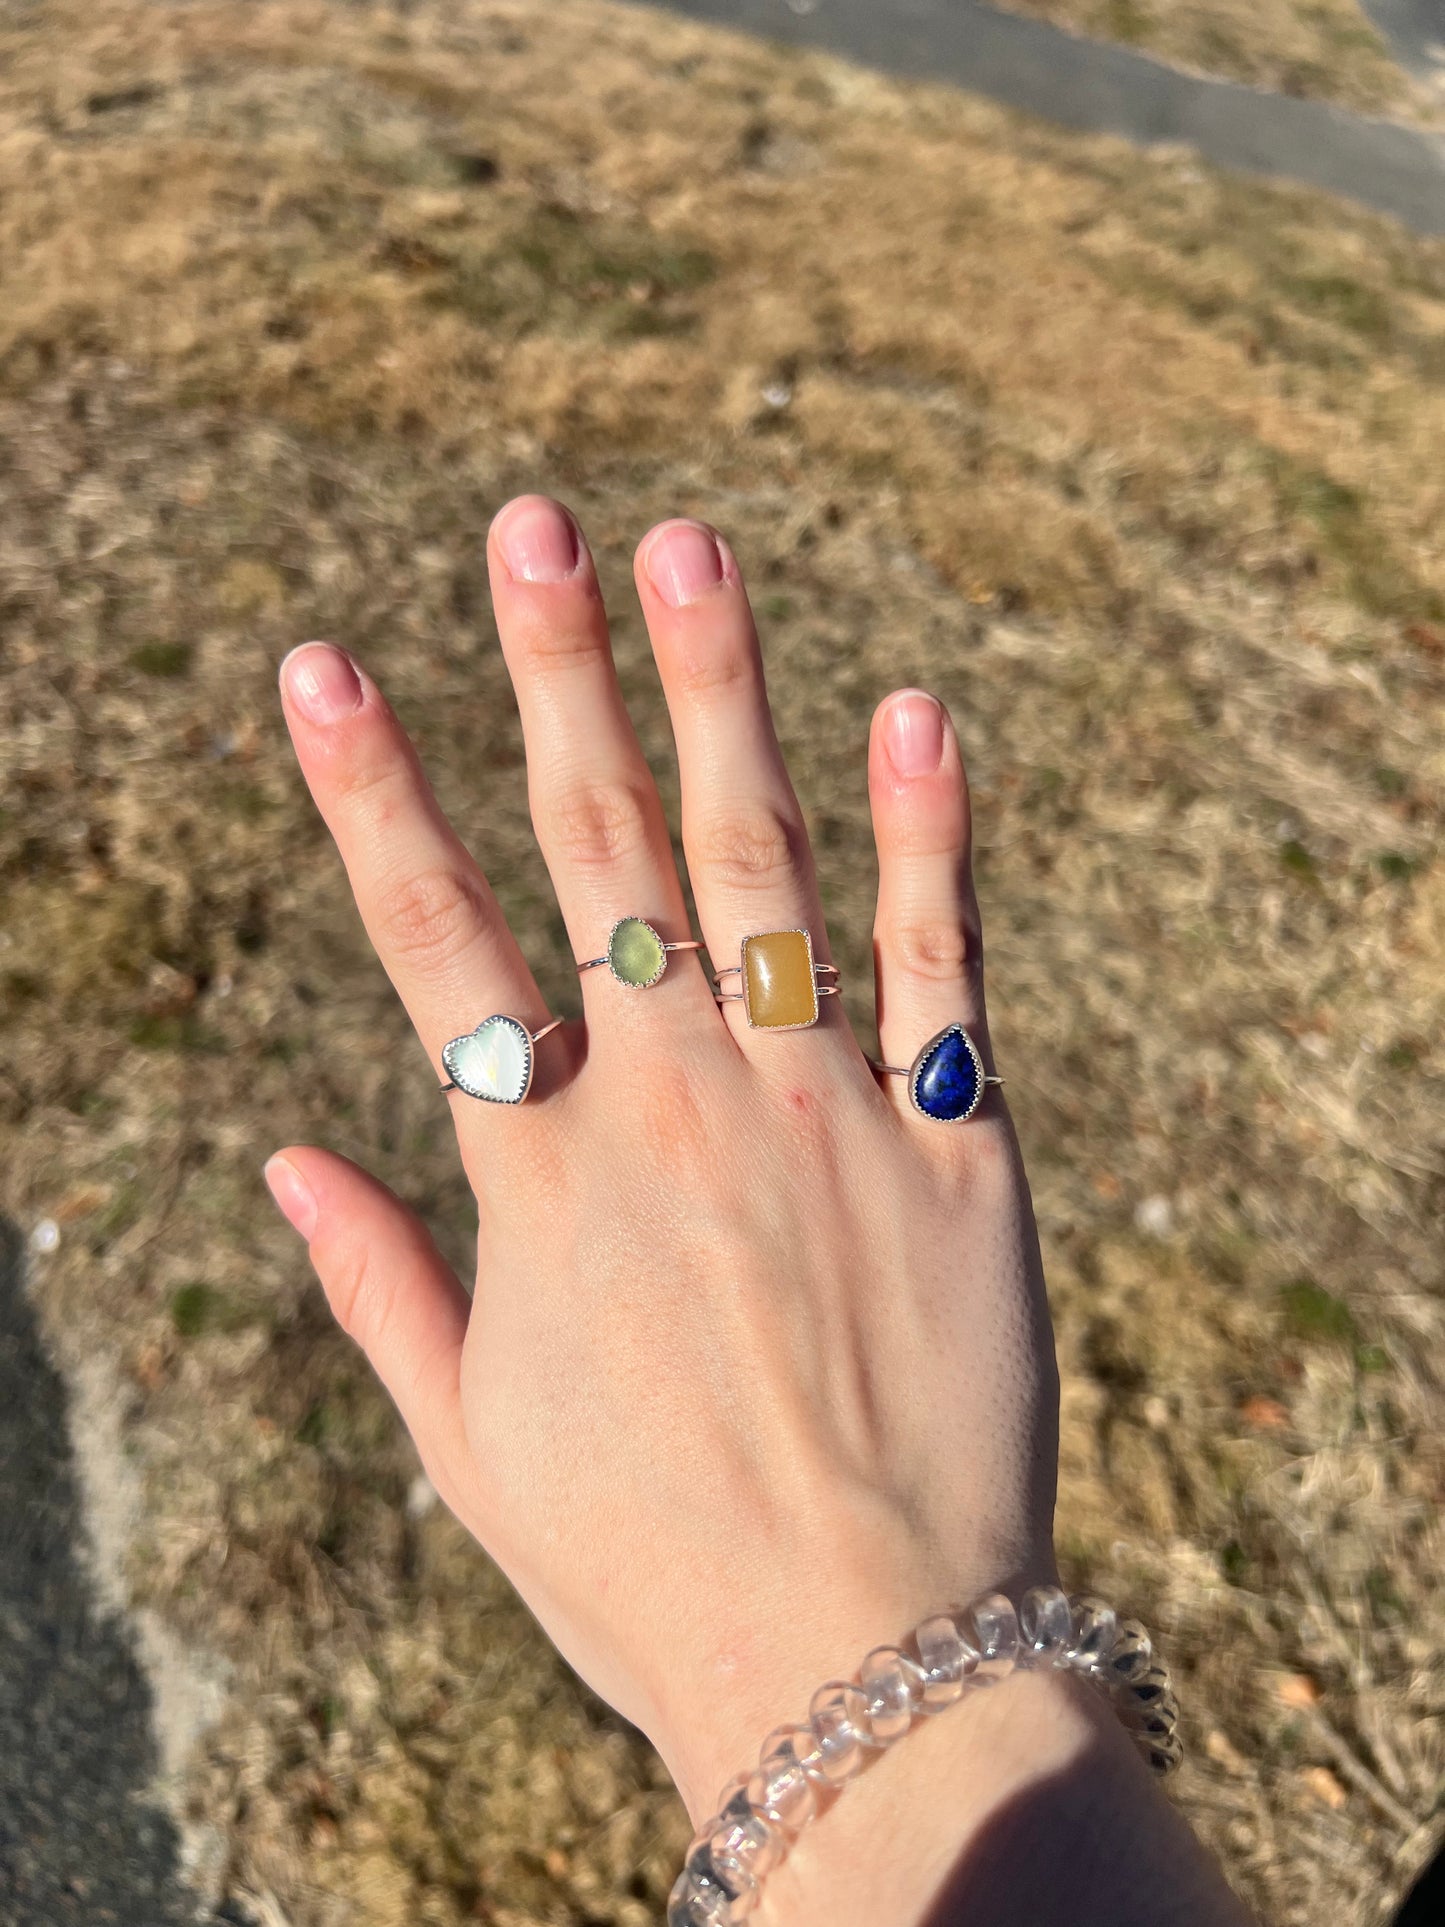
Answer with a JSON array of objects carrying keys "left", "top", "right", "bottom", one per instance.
[
  {"left": 264, "top": 1148, "right": 475, "bottom": 1517},
  {"left": 870, "top": 690, "right": 995, "bottom": 1109}
]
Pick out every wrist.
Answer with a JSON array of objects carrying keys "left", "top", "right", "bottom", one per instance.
[
  {"left": 658, "top": 1589, "right": 1251, "bottom": 1927},
  {"left": 759, "top": 1665, "right": 1111, "bottom": 1924},
  {"left": 646, "top": 1506, "right": 1061, "bottom": 1826},
  {"left": 746, "top": 1669, "right": 1247, "bottom": 1927}
]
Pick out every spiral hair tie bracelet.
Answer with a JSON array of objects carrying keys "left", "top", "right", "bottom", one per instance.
[{"left": 669, "top": 1585, "right": 1181, "bottom": 1925}]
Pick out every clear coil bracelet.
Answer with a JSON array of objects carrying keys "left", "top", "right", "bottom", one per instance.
[{"left": 669, "top": 1585, "right": 1181, "bottom": 1926}]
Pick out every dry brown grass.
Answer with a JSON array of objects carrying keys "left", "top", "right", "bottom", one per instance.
[
  {"left": 2, "top": 2, "right": 1443, "bottom": 1922},
  {"left": 992, "top": 0, "right": 1426, "bottom": 120}
]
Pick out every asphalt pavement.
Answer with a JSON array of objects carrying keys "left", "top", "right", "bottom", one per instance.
[
  {"left": 639, "top": 0, "right": 1445, "bottom": 233},
  {"left": 0, "top": 1219, "right": 197, "bottom": 1927}
]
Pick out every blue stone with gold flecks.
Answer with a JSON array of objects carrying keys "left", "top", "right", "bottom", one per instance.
[{"left": 910, "top": 1025, "right": 984, "bottom": 1123}]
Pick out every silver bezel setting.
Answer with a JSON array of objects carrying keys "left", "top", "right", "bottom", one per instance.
[
  {"left": 908, "top": 1024, "right": 986, "bottom": 1124},
  {"left": 605, "top": 915, "right": 668, "bottom": 990},
  {"left": 442, "top": 1014, "right": 535, "bottom": 1105},
  {"left": 740, "top": 927, "right": 820, "bottom": 1032}
]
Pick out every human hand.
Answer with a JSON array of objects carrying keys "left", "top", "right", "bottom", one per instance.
[{"left": 265, "top": 498, "right": 1243, "bottom": 1924}]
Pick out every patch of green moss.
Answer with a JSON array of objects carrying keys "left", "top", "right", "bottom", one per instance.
[
  {"left": 1278, "top": 272, "right": 1392, "bottom": 344},
  {"left": 128, "top": 1013, "right": 227, "bottom": 1052},
  {"left": 128, "top": 641, "right": 193, "bottom": 678},
  {"left": 210, "top": 778, "right": 275, "bottom": 822},
  {"left": 1280, "top": 1278, "right": 1357, "bottom": 1347},
  {"left": 1264, "top": 451, "right": 1444, "bottom": 622},
  {"left": 1365, "top": 1565, "right": 1406, "bottom": 1622},
  {"left": 1103, "top": 0, "right": 1151, "bottom": 43},
  {"left": 95, "top": 1178, "right": 146, "bottom": 1242},
  {"left": 431, "top": 206, "right": 715, "bottom": 344},
  {"left": 171, "top": 1280, "right": 254, "bottom": 1337},
  {"left": 297, "top": 1400, "right": 331, "bottom": 1447},
  {"left": 1278, "top": 838, "right": 1318, "bottom": 881}
]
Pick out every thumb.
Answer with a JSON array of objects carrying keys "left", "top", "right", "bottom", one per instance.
[{"left": 264, "top": 1147, "right": 475, "bottom": 1520}]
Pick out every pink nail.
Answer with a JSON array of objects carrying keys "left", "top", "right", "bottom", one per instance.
[
  {"left": 884, "top": 691, "right": 944, "bottom": 777},
  {"left": 282, "top": 643, "right": 363, "bottom": 726},
  {"left": 645, "top": 522, "right": 724, "bottom": 608},
  {"left": 494, "top": 497, "right": 581, "bottom": 583},
  {"left": 264, "top": 1155, "right": 318, "bottom": 1241}
]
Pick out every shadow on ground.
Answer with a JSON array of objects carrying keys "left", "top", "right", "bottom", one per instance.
[{"left": 0, "top": 1218, "right": 196, "bottom": 1927}]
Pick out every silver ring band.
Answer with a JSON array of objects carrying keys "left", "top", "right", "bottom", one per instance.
[{"left": 578, "top": 942, "right": 703, "bottom": 970}]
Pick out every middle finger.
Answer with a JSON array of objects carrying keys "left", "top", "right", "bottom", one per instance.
[{"left": 635, "top": 519, "right": 854, "bottom": 1060}]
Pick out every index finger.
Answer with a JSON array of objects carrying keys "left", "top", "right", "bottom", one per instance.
[{"left": 279, "top": 642, "right": 548, "bottom": 1077}]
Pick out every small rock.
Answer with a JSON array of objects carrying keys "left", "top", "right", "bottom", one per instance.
[
  {"left": 406, "top": 1474, "right": 439, "bottom": 1520},
  {"left": 1300, "top": 1765, "right": 1348, "bottom": 1810},
  {"left": 1277, "top": 1673, "right": 1322, "bottom": 1709},
  {"left": 1240, "top": 1395, "right": 1290, "bottom": 1432},
  {"left": 1134, "top": 1195, "right": 1174, "bottom": 1238},
  {"left": 1205, "top": 1729, "right": 1250, "bottom": 1776}
]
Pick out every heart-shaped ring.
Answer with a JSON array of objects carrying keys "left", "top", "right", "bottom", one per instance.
[{"left": 440, "top": 1015, "right": 564, "bottom": 1105}]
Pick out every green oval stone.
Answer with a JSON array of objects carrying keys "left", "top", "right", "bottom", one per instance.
[{"left": 608, "top": 917, "right": 666, "bottom": 988}]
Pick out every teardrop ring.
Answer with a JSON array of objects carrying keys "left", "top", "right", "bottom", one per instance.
[{"left": 872, "top": 1023, "right": 1004, "bottom": 1123}]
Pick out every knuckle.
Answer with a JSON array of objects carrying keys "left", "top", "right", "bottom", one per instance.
[
  {"left": 674, "top": 633, "right": 755, "bottom": 698},
  {"left": 325, "top": 1239, "right": 393, "bottom": 1357},
  {"left": 696, "top": 804, "right": 806, "bottom": 891},
  {"left": 330, "top": 738, "right": 403, "bottom": 821},
  {"left": 548, "top": 777, "right": 655, "bottom": 870},
  {"left": 375, "top": 863, "right": 488, "bottom": 971},
  {"left": 518, "top": 596, "right": 609, "bottom": 668},
  {"left": 633, "top": 1057, "right": 714, "bottom": 1172},
  {"left": 946, "top": 1114, "right": 1015, "bottom": 1190},
  {"left": 890, "top": 917, "right": 981, "bottom": 984}
]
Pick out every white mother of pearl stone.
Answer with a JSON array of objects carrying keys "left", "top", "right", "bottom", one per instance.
[{"left": 444, "top": 1016, "right": 533, "bottom": 1104}]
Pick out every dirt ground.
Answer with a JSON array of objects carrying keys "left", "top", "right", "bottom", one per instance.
[
  {"left": 1, "top": 1, "right": 1442, "bottom": 1923},
  {"left": 992, "top": 0, "right": 1429, "bottom": 120}
]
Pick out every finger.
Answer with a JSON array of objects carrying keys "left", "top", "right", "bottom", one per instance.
[
  {"left": 869, "top": 690, "right": 997, "bottom": 1121},
  {"left": 279, "top": 643, "right": 548, "bottom": 1074},
  {"left": 634, "top": 520, "right": 845, "bottom": 1050},
  {"left": 264, "top": 1148, "right": 477, "bottom": 1518},
  {"left": 487, "top": 498, "right": 707, "bottom": 1020}
]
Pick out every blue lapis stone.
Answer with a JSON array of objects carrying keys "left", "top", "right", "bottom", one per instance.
[{"left": 912, "top": 1026, "right": 982, "bottom": 1122}]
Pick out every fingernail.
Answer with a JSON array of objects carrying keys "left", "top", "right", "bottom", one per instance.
[
  {"left": 494, "top": 497, "right": 581, "bottom": 583},
  {"left": 884, "top": 691, "right": 945, "bottom": 777},
  {"left": 264, "top": 1155, "right": 318, "bottom": 1241},
  {"left": 644, "top": 522, "right": 724, "bottom": 608},
  {"left": 282, "top": 643, "right": 363, "bottom": 726}
]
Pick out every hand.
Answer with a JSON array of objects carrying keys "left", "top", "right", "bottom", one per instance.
[{"left": 265, "top": 497, "right": 1243, "bottom": 1924}]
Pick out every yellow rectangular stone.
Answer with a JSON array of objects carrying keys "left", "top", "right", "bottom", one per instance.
[{"left": 741, "top": 929, "right": 819, "bottom": 1030}]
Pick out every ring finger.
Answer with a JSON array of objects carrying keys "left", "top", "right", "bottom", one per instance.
[{"left": 487, "top": 498, "right": 708, "bottom": 1032}]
